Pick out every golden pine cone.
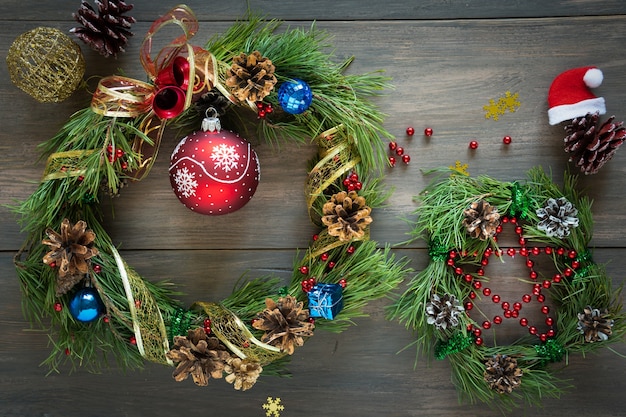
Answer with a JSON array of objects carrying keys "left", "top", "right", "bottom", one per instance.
[
  {"left": 42, "top": 218, "right": 99, "bottom": 296},
  {"left": 166, "top": 327, "right": 231, "bottom": 386},
  {"left": 462, "top": 200, "right": 500, "bottom": 240},
  {"left": 224, "top": 357, "right": 263, "bottom": 391},
  {"left": 252, "top": 296, "right": 314, "bottom": 355},
  {"left": 225, "top": 51, "right": 277, "bottom": 102},
  {"left": 321, "top": 191, "right": 373, "bottom": 242},
  {"left": 484, "top": 354, "right": 523, "bottom": 394}
]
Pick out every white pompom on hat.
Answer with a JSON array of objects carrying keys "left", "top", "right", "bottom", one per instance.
[{"left": 547, "top": 66, "right": 606, "bottom": 125}]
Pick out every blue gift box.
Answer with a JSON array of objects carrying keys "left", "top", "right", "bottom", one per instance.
[{"left": 308, "top": 283, "right": 344, "bottom": 320}]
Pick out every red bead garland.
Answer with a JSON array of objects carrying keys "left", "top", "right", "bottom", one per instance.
[{"left": 445, "top": 217, "right": 579, "bottom": 345}]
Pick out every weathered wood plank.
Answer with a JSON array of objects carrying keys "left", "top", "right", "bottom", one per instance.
[{"left": 0, "top": 0, "right": 625, "bottom": 21}]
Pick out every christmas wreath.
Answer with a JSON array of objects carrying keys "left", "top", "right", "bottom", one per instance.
[
  {"left": 12, "top": 5, "right": 409, "bottom": 389},
  {"left": 388, "top": 167, "right": 625, "bottom": 410}
]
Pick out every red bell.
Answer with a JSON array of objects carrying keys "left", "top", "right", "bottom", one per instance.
[
  {"left": 152, "top": 85, "right": 186, "bottom": 119},
  {"left": 154, "top": 56, "right": 190, "bottom": 90}
]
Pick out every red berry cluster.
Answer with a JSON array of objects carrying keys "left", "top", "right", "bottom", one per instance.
[
  {"left": 203, "top": 318, "right": 212, "bottom": 335},
  {"left": 342, "top": 172, "right": 362, "bottom": 191},
  {"left": 388, "top": 141, "right": 410, "bottom": 166},
  {"left": 299, "top": 245, "right": 355, "bottom": 292},
  {"left": 255, "top": 101, "right": 274, "bottom": 118},
  {"left": 106, "top": 144, "right": 128, "bottom": 170}
]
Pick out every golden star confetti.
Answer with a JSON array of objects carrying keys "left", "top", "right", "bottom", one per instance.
[
  {"left": 449, "top": 160, "right": 469, "bottom": 176},
  {"left": 483, "top": 91, "right": 521, "bottom": 120},
  {"left": 262, "top": 397, "right": 285, "bottom": 417}
]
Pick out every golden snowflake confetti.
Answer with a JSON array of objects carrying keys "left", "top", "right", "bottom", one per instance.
[
  {"left": 262, "top": 397, "right": 285, "bottom": 417},
  {"left": 483, "top": 91, "right": 521, "bottom": 120},
  {"left": 449, "top": 160, "right": 469, "bottom": 177}
]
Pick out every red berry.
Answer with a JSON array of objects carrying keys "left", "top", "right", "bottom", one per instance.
[
  {"left": 473, "top": 328, "right": 482, "bottom": 337},
  {"left": 503, "top": 135, "right": 512, "bottom": 145},
  {"left": 258, "top": 109, "right": 266, "bottom": 118},
  {"left": 544, "top": 246, "right": 553, "bottom": 255},
  {"left": 49, "top": 261, "right": 57, "bottom": 268},
  {"left": 115, "top": 148, "right": 125, "bottom": 158},
  {"left": 493, "top": 316, "right": 503, "bottom": 325},
  {"left": 520, "top": 318, "right": 529, "bottom": 327},
  {"left": 327, "top": 261, "right": 336, "bottom": 269},
  {"left": 482, "top": 287, "right": 491, "bottom": 296},
  {"left": 54, "top": 302, "right": 63, "bottom": 312},
  {"left": 355, "top": 181, "right": 363, "bottom": 190},
  {"left": 402, "top": 154, "right": 411, "bottom": 164},
  {"left": 343, "top": 178, "right": 351, "bottom": 187},
  {"left": 265, "top": 104, "right": 273, "bottom": 113},
  {"left": 130, "top": 336, "right": 137, "bottom": 345},
  {"left": 469, "top": 140, "right": 479, "bottom": 149},
  {"left": 424, "top": 127, "right": 433, "bottom": 137},
  {"left": 339, "top": 278, "right": 347, "bottom": 288},
  {"left": 464, "top": 302, "right": 473, "bottom": 311},
  {"left": 388, "top": 141, "right": 397, "bottom": 151},
  {"left": 482, "top": 321, "right": 491, "bottom": 329},
  {"left": 103, "top": 316, "right": 110, "bottom": 323},
  {"left": 312, "top": 234, "right": 319, "bottom": 241},
  {"left": 507, "top": 248, "right": 516, "bottom": 257},
  {"left": 406, "top": 127, "right": 415, "bottom": 136},
  {"left": 388, "top": 156, "right": 396, "bottom": 166},
  {"left": 256, "top": 101, "right": 265, "bottom": 109},
  {"left": 492, "top": 294, "right": 501, "bottom": 303},
  {"left": 539, "top": 333, "right": 548, "bottom": 342},
  {"left": 320, "top": 253, "right": 329, "bottom": 262},
  {"left": 347, "top": 246, "right": 356, "bottom": 254},
  {"left": 395, "top": 147, "right": 404, "bottom": 156},
  {"left": 121, "top": 162, "right": 128, "bottom": 170},
  {"left": 65, "top": 348, "right": 71, "bottom": 356},
  {"left": 474, "top": 337, "right": 483, "bottom": 346},
  {"left": 349, "top": 172, "right": 359, "bottom": 182},
  {"left": 529, "top": 326, "right": 538, "bottom": 335},
  {"left": 513, "top": 302, "right": 522, "bottom": 311},
  {"left": 541, "top": 306, "right": 550, "bottom": 315},
  {"left": 545, "top": 317, "right": 554, "bottom": 326}
]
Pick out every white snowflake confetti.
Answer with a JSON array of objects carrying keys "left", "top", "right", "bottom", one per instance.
[
  {"left": 262, "top": 397, "right": 284, "bottom": 417},
  {"left": 173, "top": 167, "right": 198, "bottom": 198},
  {"left": 210, "top": 144, "right": 239, "bottom": 172}
]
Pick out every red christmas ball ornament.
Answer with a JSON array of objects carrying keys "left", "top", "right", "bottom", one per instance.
[
  {"left": 406, "top": 127, "right": 415, "bottom": 136},
  {"left": 424, "top": 127, "right": 433, "bottom": 137},
  {"left": 469, "top": 140, "right": 479, "bottom": 149},
  {"left": 169, "top": 113, "right": 260, "bottom": 215}
]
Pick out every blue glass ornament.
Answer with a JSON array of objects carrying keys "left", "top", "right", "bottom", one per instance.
[
  {"left": 69, "top": 287, "right": 104, "bottom": 323},
  {"left": 308, "top": 283, "right": 344, "bottom": 320},
  {"left": 277, "top": 79, "right": 313, "bottom": 114}
]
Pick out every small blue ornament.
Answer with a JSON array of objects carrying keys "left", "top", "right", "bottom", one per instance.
[
  {"left": 277, "top": 79, "right": 313, "bottom": 114},
  {"left": 308, "top": 283, "right": 344, "bottom": 320},
  {"left": 69, "top": 287, "right": 104, "bottom": 323}
]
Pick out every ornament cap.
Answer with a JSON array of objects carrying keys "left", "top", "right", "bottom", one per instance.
[{"left": 201, "top": 107, "right": 221, "bottom": 132}]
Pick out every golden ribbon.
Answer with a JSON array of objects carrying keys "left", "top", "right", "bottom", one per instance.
[{"left": 90, "top": 5, "right": 218, "bottom": 180}]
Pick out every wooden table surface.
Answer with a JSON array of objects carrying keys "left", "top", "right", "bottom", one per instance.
[{"left": 2, "top": 1, "right": 626, "bottom": 416}]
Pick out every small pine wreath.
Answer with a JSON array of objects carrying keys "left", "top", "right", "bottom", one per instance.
[
  {"left": 389, "top": 166, "right": 625, "bottom": 410},
  {"left": 13, "top": 6, "right": 409, "bottom": 390}
]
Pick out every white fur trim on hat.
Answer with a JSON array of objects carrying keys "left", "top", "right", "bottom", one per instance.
[{"left": 548, "top": 97, "right": 606, "bottom": 126}]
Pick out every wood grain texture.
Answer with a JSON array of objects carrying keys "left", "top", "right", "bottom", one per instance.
[{"left": 1, "top": 1, "right": 626, "bottom": 416}]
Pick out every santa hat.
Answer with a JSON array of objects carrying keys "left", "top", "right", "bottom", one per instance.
[{"left": 547, "top": 66, "right": 606, "bottom": 125}]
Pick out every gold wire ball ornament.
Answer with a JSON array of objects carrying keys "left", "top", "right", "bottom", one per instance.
[{"left": 6, "top": 27, "right": 86, "bottom": 103}]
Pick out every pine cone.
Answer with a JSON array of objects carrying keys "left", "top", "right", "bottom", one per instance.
[
  {"left": 225, "top": 51, "right": 277, "bottom": 102},
  {"left": 224, "top": 357, "right": 263, "bottom": 391},
  {"left": 425, "top": 293, "right": 465, "bottom": 330},
  {"left": 70, "top": 0, "right": 136, "bottom": 58},
  {"left": 462, "top": 200, "right": 500, "bottom": 240},
  {"left": 577, "top": 306, "right": 614, "bottom": 343},
  {"left": 536, "top": 197, "right": 579, "bottom": 238},
  {"left": 321, "top": 191, "right": 373, "bottom": 242},
  {"left": 165, "top": 327, "right": 231, "bottom": 386},
  {"left": 564, "top": 112, "right": 626, "bottom": 175},
  {"left": 252, "top": 296, "right": 314, "bottom": 355},
  {"left": 42, "top": 218, "right": 99, "bottom": 296},
  {"left": 484, "top": 354, "right": 523, "bottom": 394},
  {"left": 196, "top": 88, "right": 232, "bottom": 117}
]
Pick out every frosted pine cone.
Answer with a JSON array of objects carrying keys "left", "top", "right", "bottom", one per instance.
[
  {"left": 536, "top": 197, "right": 579, "bottom": 238},
  {"left": 425, "top": 293, "right": 465, "bottom": 330},
  {"left": 577, "top": 306, "right": 614, "bottom": 343},
  {"left": 564, "top": 112, "right": 626, "bottom": 175}
]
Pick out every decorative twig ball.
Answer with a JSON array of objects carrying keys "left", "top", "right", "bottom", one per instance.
[{"left": 6, "top": 27, "right": 85, "bottom": 102}]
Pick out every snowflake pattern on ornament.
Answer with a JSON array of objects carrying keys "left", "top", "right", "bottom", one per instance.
[
  {"left": 173, "top": 167, "right": 198, "bottom": 198},
  {"left": 210, "top": 144, "right": 240, "bottom": 172}
]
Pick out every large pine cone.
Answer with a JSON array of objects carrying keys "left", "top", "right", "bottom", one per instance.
[
  {"left": 70, "top": 0, "right": 136, "bottom": 57},
  {"left": 225, "top": 51, "right": 277, "bottom": 102},
  {"left": 321, "top": 191, "right": 373, "bottom": 242},
  {"left": 564, "top": 112, "right": 626, "bottom": 175},
  {"left": 42, "top": 218, "right": 99, "bottom": 296},
  {"left": 484, "top": 354, "right": 523, "bottom": 394},
  {"left": 577, "top": 306, "right": 614, "bottom": 343},
  {"left": 462, "top": 200, "right": 500, "bottom": 240},
  {"left": 166, "top": 327, "right": 231, "bottom": 386},
  {"left": 252, "top": 296, "right": 314, "bottom": 355}
]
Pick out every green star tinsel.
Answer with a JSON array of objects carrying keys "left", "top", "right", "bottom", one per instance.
[
  {"left": 168, "top": 307, "right": 194, "bottom": 342},
  {"left": 535, "top": 339, "right": 566, "bottom": 364},
  {"left": 428, "top": 237, "right": 451, "bottom": 262},
  {"left": 434, "top": 332, "right": 474, "bottom": 360},
  {"left": 508, "top": 182, "right": 532, "bottom": 220}
]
